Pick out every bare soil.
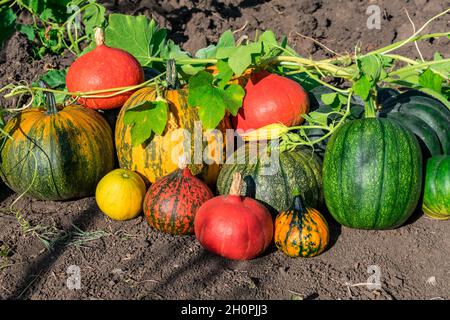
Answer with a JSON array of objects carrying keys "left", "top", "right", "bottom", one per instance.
[{"left": 0, "top": 0, "right": 449, "bottom": 300}]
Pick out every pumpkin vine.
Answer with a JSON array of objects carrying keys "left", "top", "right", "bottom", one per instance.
[{"left": 0, "top": 9, "right": 449, "bottom": 149}]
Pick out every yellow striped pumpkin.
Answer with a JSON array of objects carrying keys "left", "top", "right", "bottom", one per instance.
[{"left": 115, "top": 86, "right": 232, "bottom": 186}]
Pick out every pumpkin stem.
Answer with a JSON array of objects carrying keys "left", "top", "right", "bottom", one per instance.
[
  {"left": 166, "top": 59, "right": 179, "bottom": 89},
  {"left": 178, "top": 154, "right": 193, "bottom": 177},
  {"left": 39, "top": 80, "right": 58, "bottom": 115},
  {"left": 178, "top": 154, "right": 189, "bottom": 169},
  {"left": 94, "top": 27, "right": 105, "bottom": 46},
  {"left": 229, "top": 172, "right": 243, "bottom": 196},
  {"left": 292, "top": 194, "right": 307, "bottom": 214}
]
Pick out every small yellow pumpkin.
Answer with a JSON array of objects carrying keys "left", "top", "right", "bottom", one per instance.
[
  {"left": 274, "top": 193, "right": 329, "bottom": 257},
  {"left": 95, "top": 169, "right": 146, "bottom": 221}
]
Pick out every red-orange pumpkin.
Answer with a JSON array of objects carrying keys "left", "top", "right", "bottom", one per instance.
[
  {"left": 66, "top": 28, "right": 144, "bottom": 109},
  {"left": 194, "top": 173, "right": 273, "bottom": 260},
  {"left": 233, "top": 70, "right": 309, "bottom": 131}
]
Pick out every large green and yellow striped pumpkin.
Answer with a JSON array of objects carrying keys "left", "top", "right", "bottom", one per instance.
[
  {"left": 0, "top": 96, "right": 115, "bottom": 201},
  {"left": 323, "top": 118, "right": 423, "bottom": 229},
  {"left": 115, "top": 86, "right": 231, "bottom": 186}
]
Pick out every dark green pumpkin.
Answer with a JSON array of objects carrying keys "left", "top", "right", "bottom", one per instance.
[
  {"left": 378, "top": 89, "right": 450, "bottom": 157},
  {"left": 0, "top": 91, "right": 115, "bottom": 200},
  {"left": 323, "top": 118, "right": 422, "bottom": 229},
  {"left": 217, "top": 145, "right": 323, "bottom": 213},
  {"left": 423, "top": 155, "right": 450, "bottom": 220}
]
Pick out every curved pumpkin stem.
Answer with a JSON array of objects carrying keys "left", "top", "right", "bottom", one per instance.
[
  {"left": 39, "top": 80, "right": 58, "bottom": 115},
  {"left": 229, "top": 172, "right": 243, "bottom": 196},
  {"left": 178, "top": 154, "right": 189, "bottom": 170},
  {"left": 94, "top": 27, "right": 105, "bottom": 46},
  {"left": 178, "top": 154, "right": 193, "bottom": 178},
  {"left": 166, "top": 59, "right": 179, "bottom": 90}
]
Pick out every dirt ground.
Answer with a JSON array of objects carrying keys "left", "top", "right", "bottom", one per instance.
[{"left": 0, "top": 0, "right": 449, "bottom": 300}]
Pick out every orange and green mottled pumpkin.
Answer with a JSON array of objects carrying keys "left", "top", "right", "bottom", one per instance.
[
  {"left": 144, "top": 161, "right": 214, "bottom": 235},
  {"left": 115, "top": 86, "right": 232, "bottom": 186},
  {"left": 0, "top": 91, "right": 114, "bottom": 200},
  {"left": 274, "top": 194, "right": 329, "bottom": 258}
]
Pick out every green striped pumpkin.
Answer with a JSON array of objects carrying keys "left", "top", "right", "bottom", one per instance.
[
  {"left": 323, "top": 118, "right": 423, "bottom": 229},
  {"left": 217, "top": 145, "right": 323, "bottom": 213},
  {"left": 423, "top": 156, "right": 450, "bottom": 220},
  {"left": 0, "top": 93, "right": 114, "bottom": 201}
]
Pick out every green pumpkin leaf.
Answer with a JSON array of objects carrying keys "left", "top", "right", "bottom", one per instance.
[
  {"left": 419, "top": 68, "right": 443, "bottom": 93},
  {"left": 17, "top": 24, "right": 35, "bottom": 41},
  {"left": 320, "top": 92, "right": 337, "bottom": 105},
  {"left": 32, "top": 69, "right": 68, "bottom": 107},
  {"left": 223, "top": 84, "right": 245, "bottom": 116},
  {"left": 161, "top": 40, "right": 203, "bottom": 75},
  {"left": 215, "top": 59, "right": 234, "bottom": 89},
  {"left": 217, "top": 30, "right": 235, "bottom": 48},
  {"left": 338, "top": 93, "right": 349, "bottom": 105},
  {"left": 0, "top": 7, "right": 16, "bottom": 49},
  {"left": 195, "top": 30, "right": 235, "bottom": 59},
  {"left": 41, "top": 69, "right": 67, "bottom": 88},
  {"left": 227, "top": 42, "right": 261, "bottom": 76},
  {"left": 216, "top": 46, "right": 236, "bottom": 60},
  {"left": 40, "top": 0, "right": 72, "bottom": 23},
  {"left": 353, "top": 75, "right": 372, "bottom": 101},
  {"left": 195, "top": 44, "right": 217, "bottom": 59},
  {"left": 196, "top": 101, "right": 225, "bottom": 132},
  {"left": 105, "top": 14, "right": 169, "bottom": 67},
  {"left": 358, "top": 55, "right": 382, "bottom": 82},
  {"left": 433, "top": 52, "right": 443, "bottom": 61},
  {"left": 289, "top": 72, "right": 321, "bottom": 91},
  {"left": 258, "top": 30, "right": 285, "bottom": 57},
  {"left": 188, "top": 71, "right": 245, "bottom": 129},
  {"left": 303, "top": 111, "right": 330, "bottom": 126},
  {"left": 259, "top": 30, "right": 277, "bottom": 44},
  {"left": 123, "top": 100, "right": 168, "bottom": 146},
  {"left": 82, "top": 3, "right": 106, "bottom": 35},
  {"left": 22, "top": 0, "right": 41, "bottom": 14}
]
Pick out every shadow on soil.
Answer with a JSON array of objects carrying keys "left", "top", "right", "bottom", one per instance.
[
  {"left": 0, "top": 185, "right": 14, "bottom": 203},
  {"left": 7, "top": 201, "right": 100, "bottom": 299}
]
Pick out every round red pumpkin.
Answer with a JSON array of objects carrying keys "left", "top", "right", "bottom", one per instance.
[
  {"left": 144, "top": 160, "right": 213, "bottom": 235},
  {"left": 66, "top": 28, "right": 144, "bottom": 110},
  {"left": 233, "top": 70, "right": 309, "bottom": 131},
  {"left": 194, "top": 173, "right": 273, "bottom": 260}
]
